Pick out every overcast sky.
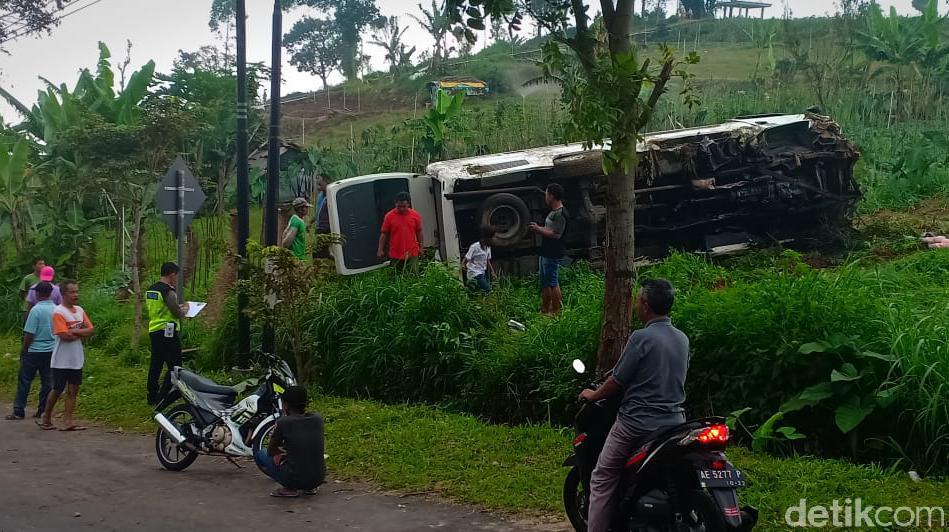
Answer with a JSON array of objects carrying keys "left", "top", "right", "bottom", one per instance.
[{"left": 0, "top": 0, "right": 926, "bottom": 123}]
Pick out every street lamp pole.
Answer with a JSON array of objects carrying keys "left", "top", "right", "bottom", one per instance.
[
  {"left": 262, "top": 0, "right": 282, "bottom": 355},
  {"left": 235, "top": 0, "right": 251, "bottom": 360}
]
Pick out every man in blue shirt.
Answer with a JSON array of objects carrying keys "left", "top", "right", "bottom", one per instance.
[{"left": 6, "top": 281, "right": 56, "bottom": 420}]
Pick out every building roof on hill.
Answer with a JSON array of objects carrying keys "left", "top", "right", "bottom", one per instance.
[{"left": 716, "top": 1, "right": 771, "bottom": 8}]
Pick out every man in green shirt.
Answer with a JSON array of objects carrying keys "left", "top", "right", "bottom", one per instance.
[
  {"left": 282, "top": 197, "right": 311, "bottom": 260},
  {"left": 19, "top": 258, "right": 45, "bottom": 314}
]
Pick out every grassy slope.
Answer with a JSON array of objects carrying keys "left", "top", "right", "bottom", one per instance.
[
  {"left": 292, "top": 41, "right": 768, "bottom": 150},
  {"left": 1, "top": 337, "right": 944, "bottom": 530}
]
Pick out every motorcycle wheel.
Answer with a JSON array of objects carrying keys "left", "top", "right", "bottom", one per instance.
[
  {"left": 675, "top": 490, "right": 727, "bottom": 532},
  {"left": 155, "top": 407, "right": 199, "bottom": 472},
  {"left": 250, "top": 420, "right": 277, "bottom": 473},
  {"left": 563, "top": 466, "right": 588, "bottom": 532}
]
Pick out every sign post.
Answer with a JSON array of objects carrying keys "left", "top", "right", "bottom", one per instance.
[{"left": 155, "top": 156, "right": 206, "bottom": 303}]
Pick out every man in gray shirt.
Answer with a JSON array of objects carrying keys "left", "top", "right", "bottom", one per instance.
[{"left": 578, "top": 278, "right": 689, "bottom": 532}]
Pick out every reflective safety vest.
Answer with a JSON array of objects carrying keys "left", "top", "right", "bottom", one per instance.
[{"left": 146, "top": 283, "right": 180, "bottom": 334}]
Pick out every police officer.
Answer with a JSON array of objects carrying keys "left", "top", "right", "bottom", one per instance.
[{"left": 146, "top": 262, "right": 189, "bottom": 405}]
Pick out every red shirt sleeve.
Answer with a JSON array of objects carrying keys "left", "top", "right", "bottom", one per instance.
[
  {"left": 380, "top": 210, "right": 393, "bottom": 234},
  {"left": 413, "top": 211, "right": 423, "bottom": 232}
]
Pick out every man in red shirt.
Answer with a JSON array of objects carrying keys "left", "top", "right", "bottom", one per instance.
[{"left": 377, "top": 192, "right": 423, "bottom": 272}]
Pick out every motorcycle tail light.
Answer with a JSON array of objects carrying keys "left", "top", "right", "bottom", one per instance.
[
  {"left": 573, "top": 433, "right": 587, "bottom": 447},
  {"left": 680, "top": 423, "right": 730, "bottom": 446},
  {"left": 696, "top": 424, "right": 729, "bottom": 444}
]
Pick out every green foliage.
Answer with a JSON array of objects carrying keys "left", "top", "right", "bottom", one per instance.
[
  {"left": 369, "top": 16, "right": 416, "bottom": 78},
  {"left": 285, "top": 0, "right": 384, "bottom": 81},
  {"left": 524, "top": 8, "right": 700, "bottom": 175},
  {"left": 411, "top": 1, "right": 453, "bottom": 72},
  {"left": 857, "top": 0, "right": 949, "bottom": 74},
  {"left": 208, "top": 0, "right": 236, "bottom": 33},
  {"left": 749, "top": 336, "right": 902, "bottom": 455},
  {"left": 680, "top": 0, "right": 717, "bottom": 18},
  {"left": 239, "top": 241, "right": 341, "bottom": 384},
  {"left": 0, "top": 1, "right": 60, "bottom": 52},
  {"left": 0, "top": 138, "right": 32, "bottom": 252},
  {"left": 285, "top": 17, "right": 344, "bottom": 89},
  {"left": 852, "top": 0, "right": 949, "bottom": 120},
  {"left": 856, "top": 128, "right": 949, "bottom": 211},
  {"left": 159, "top": 47, "right": 267, "bottom": 213},
  {"left": 414, "top": 89, "right": 465, "bottom": 160},
  {"left": 673, "top": 251, "right": 949, "bottom": 472},
  {"left": 203, "top": 250, "right": 949, "bottom": 471}
]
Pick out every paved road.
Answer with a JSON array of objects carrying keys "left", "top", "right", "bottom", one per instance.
[{"left": 0, "top": 409, "right": 564, "bottom": 532}]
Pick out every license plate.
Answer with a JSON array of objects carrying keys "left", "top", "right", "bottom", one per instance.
[{"left": 697, "top": 467, "right": 746, "bottom": 488}]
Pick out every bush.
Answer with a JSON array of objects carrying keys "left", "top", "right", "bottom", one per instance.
[{"left": 196, "top": 248, "right": 949, "bottom": 472}]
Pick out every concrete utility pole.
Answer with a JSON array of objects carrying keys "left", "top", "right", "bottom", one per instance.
[
  {"left": 262, "top": 0, "right": 283, "bottom": 355},
  {"left": 236, "top": 0, "right": 251, "bottom": 360}
]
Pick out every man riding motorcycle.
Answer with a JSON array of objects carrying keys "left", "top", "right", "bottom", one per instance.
[{"left": 578, "top": 278, "right": 689, "bottom": 532}]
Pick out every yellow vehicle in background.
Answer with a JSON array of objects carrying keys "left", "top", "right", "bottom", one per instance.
[{"left": 426, "top": 77, "right": 489, "bottom": 105}]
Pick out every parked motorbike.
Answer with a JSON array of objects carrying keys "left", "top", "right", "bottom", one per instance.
[
  {"left": 563, "top": 359, "right": 757, "bottom": 532},
  {"left": 153, "top": 352, "right": 296, "bottom": 471}
]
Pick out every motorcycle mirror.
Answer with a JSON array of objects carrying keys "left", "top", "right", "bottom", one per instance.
[{"left": 572, "top": 359, "right": 586, "bottom": 374}]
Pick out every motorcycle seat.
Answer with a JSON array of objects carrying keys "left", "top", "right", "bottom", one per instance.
[
  {"left": 177, "top": 369, "right": 238, "bottom": 399},
  {"left": 636, "top": 418, "right": 723, "bottom": 453},
  {"left": 637, "top": 422, "right": 695, "bottom": 451}
]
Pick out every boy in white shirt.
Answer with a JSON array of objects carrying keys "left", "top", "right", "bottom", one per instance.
[{"left": 461, "top": 226, "right": 496, "bottom": 294}]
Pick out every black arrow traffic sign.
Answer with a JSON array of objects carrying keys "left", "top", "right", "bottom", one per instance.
[
  {"left": 154, "top": 156, "right": 206, "bottom": 302},
  {"left": 155, "top": 156, "right": 206, "bottom": 234}
]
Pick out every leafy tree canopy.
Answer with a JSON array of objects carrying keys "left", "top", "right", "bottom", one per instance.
[
  {"left": 284, "top": 0, "right": 383, "bottom": 81},
  {"left": 0, "top": 0, "right": 66, "bottom": 48},
  {"left": 285, "top": 17, "right": 343, "bottom": 89}
]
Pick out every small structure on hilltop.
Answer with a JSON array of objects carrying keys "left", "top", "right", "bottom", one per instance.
[{"left": 716, "top": 1, "right": 771, "bottom": 18}]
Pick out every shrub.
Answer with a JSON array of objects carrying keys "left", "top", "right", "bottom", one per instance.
[{"left": 296, "top": 251, "right": 949, "bottom": 471}]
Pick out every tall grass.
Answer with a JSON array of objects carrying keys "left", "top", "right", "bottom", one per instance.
[{"left": 286, "top": 251, "right": 949, "bottom": 472}]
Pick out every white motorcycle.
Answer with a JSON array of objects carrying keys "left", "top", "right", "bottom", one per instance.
[{"left": 153, "top": 353, "right": 296, "bottom": 471}]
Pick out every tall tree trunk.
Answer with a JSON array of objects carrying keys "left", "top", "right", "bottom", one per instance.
[
  {"left": 185, "top": 226, "right": 199, "bottom": 292},
  {"left": 10, "top": 209, "right": 24, "bottom": 254},
  {"left": 591, "top": 1, "right": 638, "bottom": 372},
  {"left": 596, "top": 166, "right": 637, "bottom": 371},
  {"left": 130, "top": 205, "right": 145, "bottom": 355}
]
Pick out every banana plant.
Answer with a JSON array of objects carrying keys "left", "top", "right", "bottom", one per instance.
[
  {"left": 0, "top": 42, "right": 156, "bottom": 146},
  {"left": 0, "top": 138, "right": 33, "bottom": 253},
  {"left": 856, "top": 0, "right": 947, "bottom": 82},
  {"left": 415, "top": 89, "right": 465, "bottom": 161}
]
